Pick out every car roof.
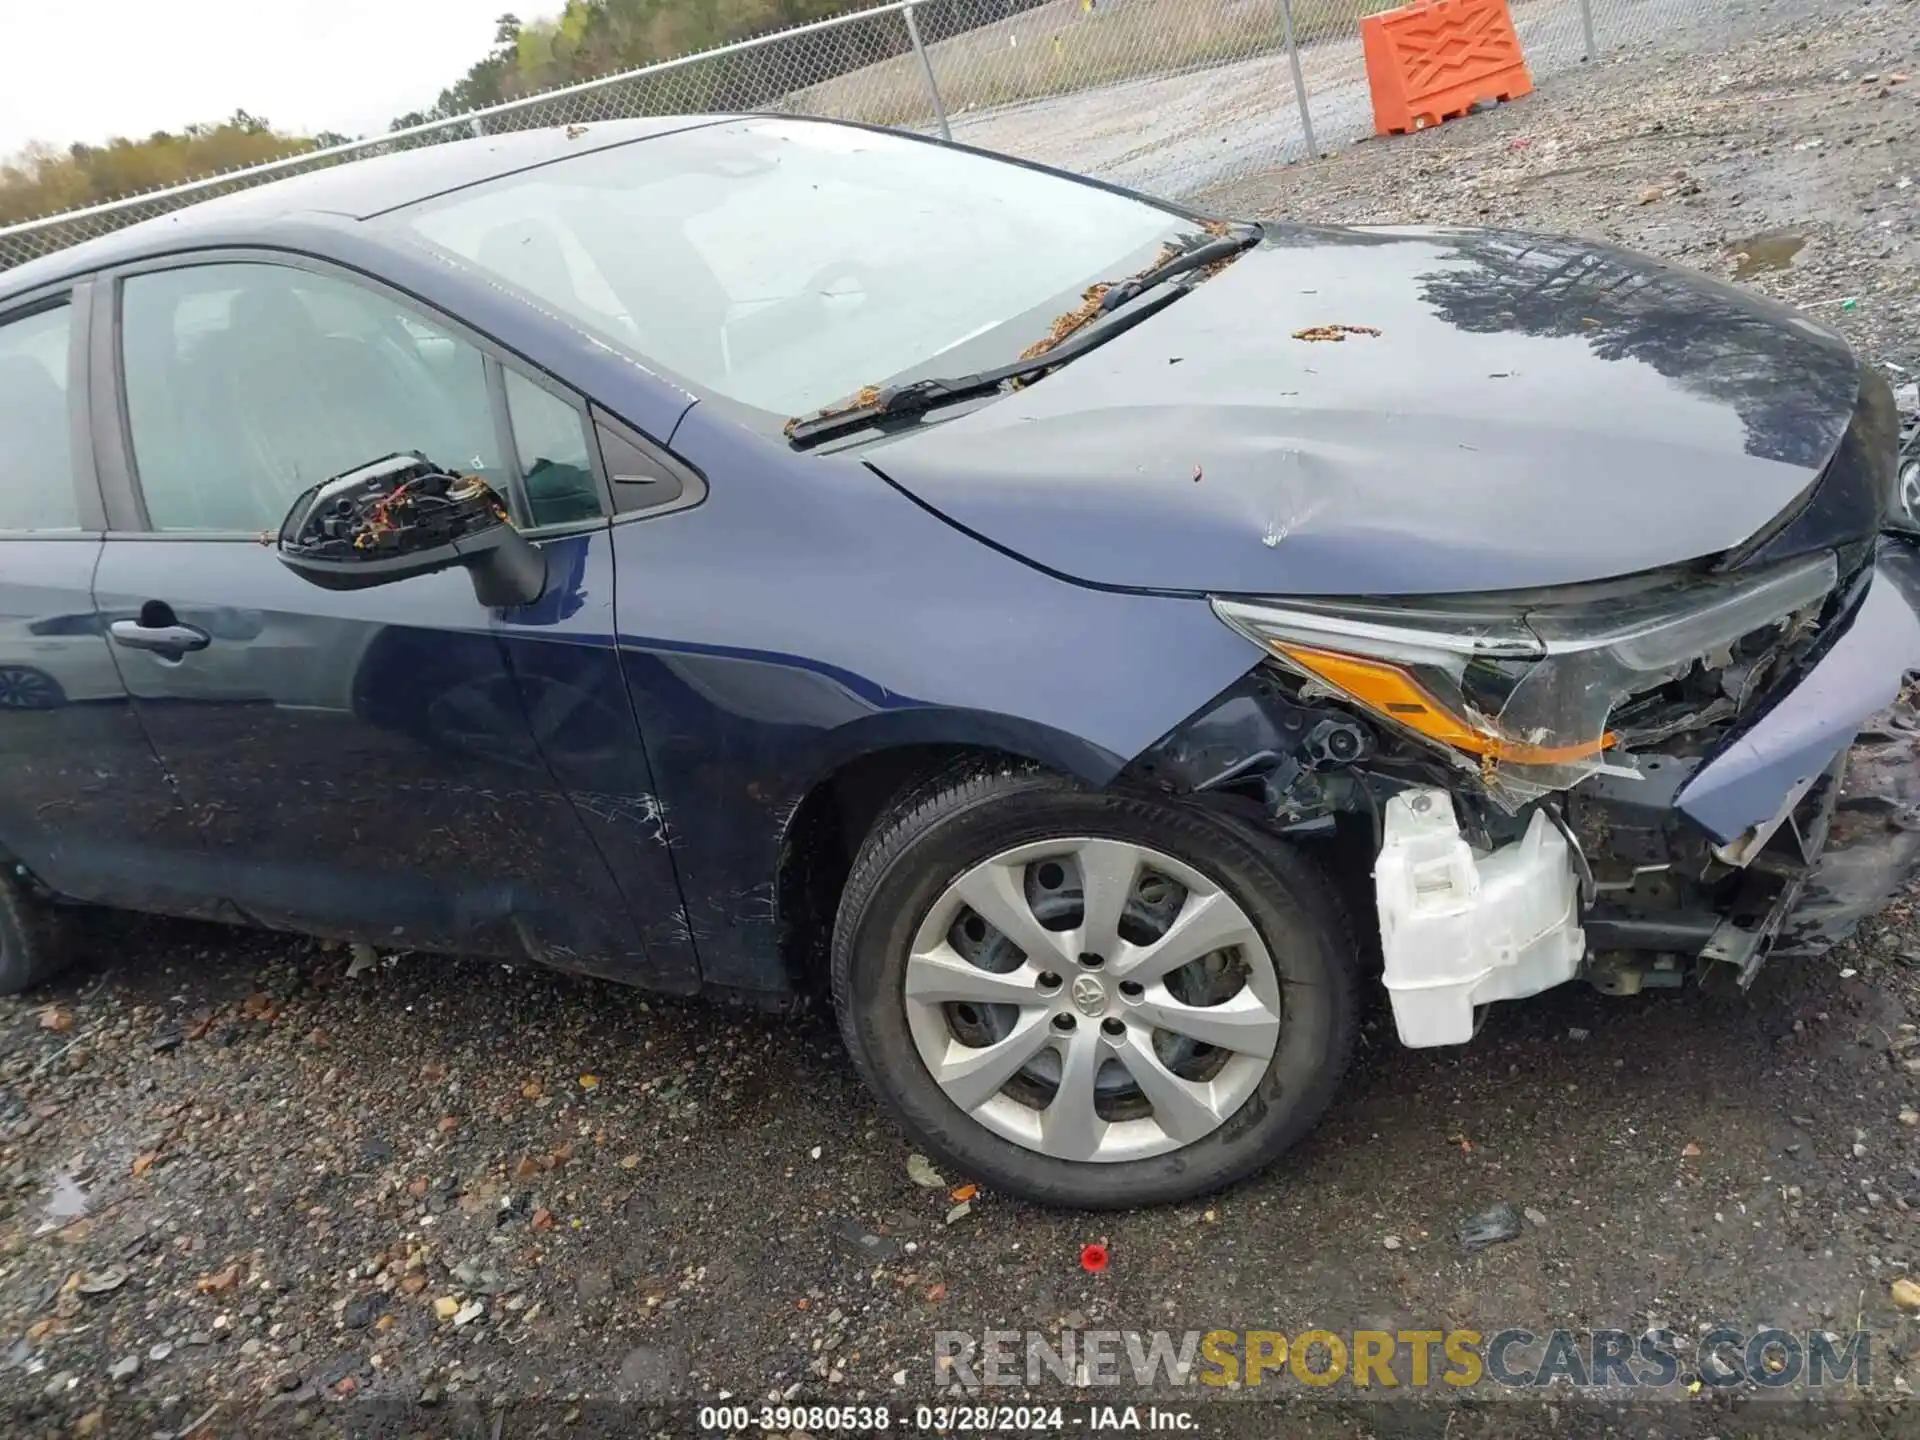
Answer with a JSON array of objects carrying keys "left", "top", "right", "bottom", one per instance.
[{"left": 0, "top": 114, "right": 739, "bottom": 300}]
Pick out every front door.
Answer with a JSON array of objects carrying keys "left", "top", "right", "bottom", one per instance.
[{"left": 89, "top": 256, "right": 689, "bottom": 986}]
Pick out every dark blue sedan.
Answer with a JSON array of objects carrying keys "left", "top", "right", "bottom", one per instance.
[{"left": 2, "top": 115, "right": 1917, "bottom": 1209}]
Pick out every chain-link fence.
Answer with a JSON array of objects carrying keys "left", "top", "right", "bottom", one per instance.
[{"left": 0, "top": 0, "right": 1714, "bottom": 274}]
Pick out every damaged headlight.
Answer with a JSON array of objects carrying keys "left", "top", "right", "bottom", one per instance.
[{"left": 1212, "top": 551, "right": 1838, "bottom": 806}]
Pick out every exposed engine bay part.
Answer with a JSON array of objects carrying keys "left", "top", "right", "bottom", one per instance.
[
  {"left": 1584, "top": 952, "right": 1686, "bottom": 995},
  {"left": 1128, "top": 546, "right": 1920, "bottom": 1030},
  {"left": 1373, "top": 788, "right": 1585, "bottom": 1048}
]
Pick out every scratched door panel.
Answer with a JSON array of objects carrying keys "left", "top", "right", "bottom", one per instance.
[{"left": 493, "top": 530, "right": 697, "bottom": 989}]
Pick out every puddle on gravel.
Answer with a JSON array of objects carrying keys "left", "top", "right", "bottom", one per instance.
[
  {"left": 44, "top": 1171, "right": 90, "bottom": 1222},
  {"left": 1729, "top": 231, "right": 1806, "bottom": 279}
]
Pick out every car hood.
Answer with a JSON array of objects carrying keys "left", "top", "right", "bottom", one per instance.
[{"left": 864, "top": 224, "right": 1865, "bottom": 596}]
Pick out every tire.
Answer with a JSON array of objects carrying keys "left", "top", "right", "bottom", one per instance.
[
  {"left": 831, "top": 762, "right": 1356, "bottom": 1210},
  {"left": 0, "top": 666, "right": 67, "bottom": 711},
  {"left": 0, "top": 872, "right": 72, "bottom": 996}
]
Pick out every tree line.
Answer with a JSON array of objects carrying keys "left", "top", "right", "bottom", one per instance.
[
  {"left": 4, "top": 0, "right": 1037, "bottom": 227},
  {"left": 0, "top": 110, "right": 344, "bottom": 228}
]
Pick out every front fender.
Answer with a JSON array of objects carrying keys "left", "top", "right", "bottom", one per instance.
[{"left": 611, "top": 409, "right": 1270, "bottom": 993}]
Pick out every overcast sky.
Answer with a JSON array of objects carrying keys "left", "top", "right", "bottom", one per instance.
[{"left": 0, "top": 0, "right": 515, "bottom": 157}]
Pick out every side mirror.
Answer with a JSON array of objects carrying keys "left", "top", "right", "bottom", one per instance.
[{"left": 276, "top": 452, "right": 547, "bottom": 608}]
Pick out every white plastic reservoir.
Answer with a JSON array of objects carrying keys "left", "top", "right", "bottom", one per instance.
[{"left": 1373, "top": 787, "right": 1586, "bottom": 1047}]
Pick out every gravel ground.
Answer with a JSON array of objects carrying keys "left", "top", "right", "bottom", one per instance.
[
  {"left": 5, "top": 5, "right": 1920, "bottom": 1437},
  {"left": 948, "top": 0, "right": 1719, "bottom": 197}
]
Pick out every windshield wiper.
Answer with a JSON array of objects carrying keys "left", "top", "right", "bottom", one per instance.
[
  {"left": 785, "top": 224, "right": 1260, "bottom": 450},
  {"left": 1097, "top": 225, "right": 1260, "bottom": 313},
  {"left": 783, "top": 288, "right": 1180, "bottom": 448}
]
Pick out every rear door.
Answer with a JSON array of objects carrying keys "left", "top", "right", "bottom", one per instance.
[
  {"left": 88, "top": 254, "right": 691, "bottom": 985},
  {"left": 0, "top": 284, "right": 207, "bottom": 907}
]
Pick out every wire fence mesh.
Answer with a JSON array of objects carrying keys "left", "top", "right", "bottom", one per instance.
[{"left": 1, "top": 0, "right": 1716, "bottom": 274}]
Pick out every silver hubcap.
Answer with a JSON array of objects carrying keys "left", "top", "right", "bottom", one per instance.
[{"left": 903, "top": 837, "right": 1282, "bottom": 1163}]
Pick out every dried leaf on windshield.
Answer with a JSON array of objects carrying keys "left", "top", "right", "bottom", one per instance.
[
  {"left": 787, "top": 232, "right": 1238, "bottom": 426},
  {"left": 1017, "top": 237, "right": 1204, "bottom": 369},
  {"left": 1292, "top": 324, "right": 1383, "bottom": 342},
  {"left": 1018, "top": 283, "right": 1114, "bottom": 363},
  {"left": 784, "top": 385, "right": 881, "bottom": 439}
]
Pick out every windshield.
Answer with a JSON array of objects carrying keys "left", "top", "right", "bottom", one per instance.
[{"left": 386, "top": 118, "right": 1190, "bottom": 420}]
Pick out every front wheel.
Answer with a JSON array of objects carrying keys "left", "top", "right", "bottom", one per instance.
[{"left": 831, "top": 765, "right": 1355, "bottom": 1209}]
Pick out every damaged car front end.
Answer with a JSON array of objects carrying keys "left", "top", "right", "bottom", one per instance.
[
  {"left": 1135, "top": 368, "right": 1920, "bottom": 1047},
  {"left": 13, "top": 111, "right": 1909, "bottom": 1211}
]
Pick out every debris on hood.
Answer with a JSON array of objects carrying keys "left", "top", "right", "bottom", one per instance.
[{"left": 1292, "top": 324, "right": 1382, "bottom": 342}]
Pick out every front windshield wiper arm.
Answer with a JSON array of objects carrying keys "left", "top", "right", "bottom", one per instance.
[
  {"left": 1097, "top": 225, "right": 1261, "bottom": 313},
  {"left": 784, "top": 285, "right": 1187, "bottom": 449},
  {"left": 786, "top": 224, "right": 1262, "bottom": 450}
]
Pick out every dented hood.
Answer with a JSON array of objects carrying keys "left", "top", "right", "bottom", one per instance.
[{"left": 864, "top": 225, "right": 1865, "bottom": 597}]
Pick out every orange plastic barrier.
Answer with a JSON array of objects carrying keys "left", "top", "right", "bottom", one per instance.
[{"left": 1360, "top": 0, "right": 1533, "bottom": 137}]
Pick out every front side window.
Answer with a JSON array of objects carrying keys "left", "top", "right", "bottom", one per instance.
[
  {"left": 0, "top": 303, "right": 78, "bottom": 531},
  {"left": 503, "top": 370, "right": 600, "bottom": 528},
  {"left": 387, "top": 119, "right": 1189, "bottom": 421},
  {"left": 120, "top": 263, "right": 505, "bottom": 532}
]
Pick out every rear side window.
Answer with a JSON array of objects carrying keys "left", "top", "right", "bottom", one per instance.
[{"left": 0, "top": 304, "right": 78, "bottom": 531}]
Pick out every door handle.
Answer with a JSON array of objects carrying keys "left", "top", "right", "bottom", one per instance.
[{"left": 109, "top": 619, "right": 211, "bottom": 654}]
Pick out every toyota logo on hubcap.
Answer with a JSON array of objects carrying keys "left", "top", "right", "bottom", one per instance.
[{"left": 1070, "top": 974, "right": 1108, "bottom": 1017}]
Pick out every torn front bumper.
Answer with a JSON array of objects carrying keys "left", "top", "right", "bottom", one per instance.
[
  {"left": 1140, "top": 539, "right": 1920, "bottom": 1042},
  {"left": 1673, "top": 540, "right": 1920, "bottom": 966},
  {"left": 1676, "top": 539, "right": 1920, "bottom": 849}
]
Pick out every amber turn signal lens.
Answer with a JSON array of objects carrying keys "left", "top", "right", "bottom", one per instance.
[{"left": 1273, "top": 643, "right": 1612, "bottom": 766}]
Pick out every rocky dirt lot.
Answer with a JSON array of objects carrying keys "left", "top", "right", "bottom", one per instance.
[{"left": 6, "top": 3, "right": 1920, "bottom": 1437}]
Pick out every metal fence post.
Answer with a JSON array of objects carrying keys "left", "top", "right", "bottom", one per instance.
[
  {"left": 903, "top": 3, "right": 953, "bottom": 143},
  {"left": 1276, "top": 0, "right": 1318, "bottom": 160},
  {"left": 1578, "top": 0, "right": 1598, "bottom": 60}
]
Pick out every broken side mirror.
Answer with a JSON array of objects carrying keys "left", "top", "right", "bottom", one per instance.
[{"left": 275, "top": 452, "right": 547, "bottom": 608}]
